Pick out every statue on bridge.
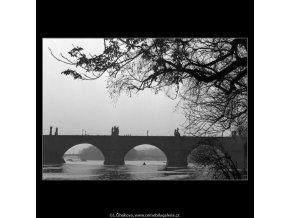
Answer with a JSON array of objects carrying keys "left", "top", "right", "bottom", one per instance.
[
  {"left": 111, "top": 126, "right": 119, "bottom": 136},
  {"left": 55, "top": 127, "right": 58, "bottom": 135},
  {"left": 174, "top": 128, "right": 180, "bottom": 137},
  {"left": 49, "top": 126, "right": 53, "bottom": 135}
]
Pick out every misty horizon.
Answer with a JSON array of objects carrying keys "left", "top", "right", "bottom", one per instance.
[{"left": 43, "top": 38, "right": 186, "bottom": 136}]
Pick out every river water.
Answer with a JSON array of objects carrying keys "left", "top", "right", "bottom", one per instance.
[{"left": 42, "top": 160, "right": 213, "bottom": 180}]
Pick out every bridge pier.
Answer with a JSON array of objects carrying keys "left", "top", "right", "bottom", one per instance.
[
  {"left": 42, "top": 136, "right": 65, "bottom": 165},
  {"left": 103, "top": 152, "right": 125, "bottom": 166},
  {"left": 43, "top": 148, "right": 65, "bottom": 164},
  {"left": 104, "top": 159, "right": 125, "bottom": 165},
  {"left": 166, "top": 159, "right": 188, "bottom": 167},
  {"left": 166, "top": 152, "right": 188, "bottom": 167},
  {"left": 43, "top": 154, "right": 65, "bottom": 165},
  {"left": 166, "top": 157, "right": 188, "bottom": 167}
]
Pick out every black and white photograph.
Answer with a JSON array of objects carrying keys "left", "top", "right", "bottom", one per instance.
[
  {"left": 42, "top": 38, "right": 248, "bottom": 181},
  {"left": 8, "top": 0, "right": 290, "bottom": 217}
]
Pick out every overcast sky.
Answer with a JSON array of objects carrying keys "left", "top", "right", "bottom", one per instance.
[{"left": 43, "top": 38, "right": 186, "bottom": 137}]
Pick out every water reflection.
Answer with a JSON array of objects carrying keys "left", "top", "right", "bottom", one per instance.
[
  {"left": 42, "top": 164, "right": 64, "bottom": 174},
  {"left": 96, "top": 165, "right": 132, "bottom": 180},
  {"left": 42, "top": 161, "right": 212, "bottom": 180}
]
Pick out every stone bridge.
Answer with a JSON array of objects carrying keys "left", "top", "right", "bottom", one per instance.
[{"left": 43, "top": 135, "right": 247, "bottom": 168}]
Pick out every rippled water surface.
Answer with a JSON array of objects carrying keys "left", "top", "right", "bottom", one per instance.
[{"left": 43, "top": 161, "right": 212, "bottom": 180}]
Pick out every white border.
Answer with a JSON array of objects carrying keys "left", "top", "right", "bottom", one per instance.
[
  {"left": 255, "top": 1, "right": 290, "bottom": 218},
  {"left": 0, "top": 0, "right": 36, "bottom": 218},
  {"left": 3, "top": 0, "right": 290, "bottom": 217}
]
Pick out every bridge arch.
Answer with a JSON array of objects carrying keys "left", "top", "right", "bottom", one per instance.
[
  {"left": 42, "top": 136, "right": 113, "bottom": 164},
  {"left": 187, "top": 144, "right": 226, "bottom": 165},
  {"left": 117, "top": 139, "right": 187, "bottom": 167},
  {"left": 183, "top": 137, "right": 247, "bottom": 170},
  {"left": 124, "top": 144, "right": 167, "bottom": 163},
  {"left": 63, "top": 143, "right": 105, "bottom": 163}
]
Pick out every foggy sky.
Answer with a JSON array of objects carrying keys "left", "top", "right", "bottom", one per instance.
[{"left": 43, "top": 38, "right": 186, "bottom": 136}]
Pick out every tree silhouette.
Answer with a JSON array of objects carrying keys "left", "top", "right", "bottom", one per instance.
[
  {"left": 50, "top": 38, "right": 247, "bottom": 135},
  {"left": 188, "top": 145, "right": 242, "bottom": 179}
]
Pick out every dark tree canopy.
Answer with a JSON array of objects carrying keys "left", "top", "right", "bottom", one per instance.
[{"left": 51, "top": 38, "right": 247, "bottom": 136}]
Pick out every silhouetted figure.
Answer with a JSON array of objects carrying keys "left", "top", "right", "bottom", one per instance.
[
  {"left": 111, "top": 126, "right": 120, "bottom": 136},
  {"left": 55, "top": 128, "right": 58, "bottom": 135},
  {"left": 111, "top": 127, "right": 113, "bottom": 135},
  {"left": 49, "top": 126, "right": 53, "bottom": 135},
  {"left": 176, "top": 128, "right": 180, "bottom": 137},
  {"left": 147, "top": 130, "right": 149, "bottom": 136},
  {"left": 143, "top": 162, "right": 146, "bottom": 165},
  {"left": 174, "top": 128, "right": 180, "bottom": 137}
]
